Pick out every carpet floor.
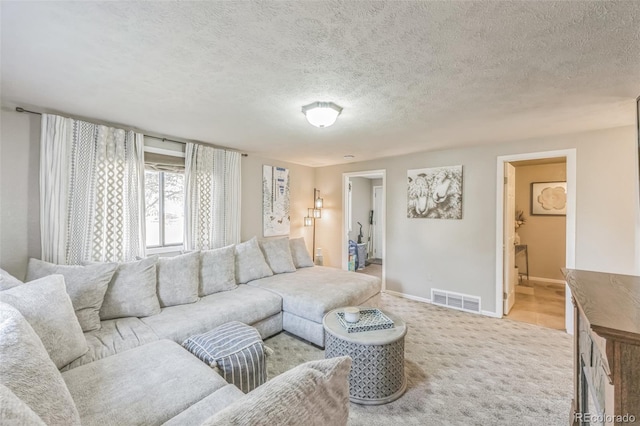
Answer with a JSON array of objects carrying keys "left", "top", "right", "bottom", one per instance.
[{"left": 264, "top": 293, "right": 573, "bottom": 426}]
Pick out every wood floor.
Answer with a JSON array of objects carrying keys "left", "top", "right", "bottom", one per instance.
[{"left": 506, "top": 279, "right": 565, "bottom": 330}]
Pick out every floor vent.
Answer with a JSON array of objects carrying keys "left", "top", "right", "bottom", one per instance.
[{"left": 431, "top": 289, "right": 481, "bottom": 314}]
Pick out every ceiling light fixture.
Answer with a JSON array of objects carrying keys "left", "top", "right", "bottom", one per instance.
[{"left": 301, "top": 101, "right": 343, "bottom": 128}]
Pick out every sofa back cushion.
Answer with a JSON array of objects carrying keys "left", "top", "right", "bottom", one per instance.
[
  {"left": 0, "top": 268, "right": 23, "bottom": 291},
  {"left": 201, "top": 356, "right": 352, "bottom": 426},
  {"left": 156, "top": 251, "right": 200, "bottom": 307},
  {"left": 0, "top": 302, "right": 81, "bottom": 425},
  {"left": 0, "top": 275, "right": 88, "bottom": 369},
  {"left": 98, "top": 257, "right": 161, "bottom": 319},
  {"left": 200, "top": 245, "right": 237, "bottom": 296},
  {"left": 26, "top": 258, "right": 117, "bottom": 332},
  {"left": 289, "top": 237, "right": 315, "bottom": 268},
  {"left": 259, "top": 238, "right": 296, "bottom": 274},
  {"left": 0, "top": 383, "right": 46, "bottom": 426},
  {"left": 234, "top": 237, "right": 273, "bottom": 284}
]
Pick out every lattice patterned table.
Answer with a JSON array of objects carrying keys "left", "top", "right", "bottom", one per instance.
[{"left": 323, "top": 307, "right": 407, "bottom": 405}]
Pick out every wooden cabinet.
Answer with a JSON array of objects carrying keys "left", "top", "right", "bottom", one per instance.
[{"left": 564, "top": 269, "right": 640, "bottom": 426}]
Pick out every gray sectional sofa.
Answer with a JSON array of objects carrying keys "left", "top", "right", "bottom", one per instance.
[{"left": 0, "top": 236, "right": 380, "bottom": 425}]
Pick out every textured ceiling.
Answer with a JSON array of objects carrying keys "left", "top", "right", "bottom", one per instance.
[{"left": 1, "top": 1, "right": 639, "bottom": 167}]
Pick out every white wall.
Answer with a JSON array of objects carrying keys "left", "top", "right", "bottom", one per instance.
[
  {"left": 348, "top": 177, "right": 372, "bottom": 243},
  {"left": 315, "top": 125, "right": 640, "bottom": 313},
  {"left": 0, "top": 108, "right": 41, "bottom": 280}
]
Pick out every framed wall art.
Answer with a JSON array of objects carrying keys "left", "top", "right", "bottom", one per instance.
[
  {"left": 263, "top": 165, "right": 290, "bottom": 236},
  {"left": 407, "top": 165, "right": 463, "bottom": 219},
  {"left": 531, "top": 181, "right": 566, "bottom": 216}
]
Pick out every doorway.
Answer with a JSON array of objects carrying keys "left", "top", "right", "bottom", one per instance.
[
  {"left": 342, "top": 170, "right": 386, "bottom": 288},
  {"left": 495, "top": 150, "right": 576, "bottom": 334}
]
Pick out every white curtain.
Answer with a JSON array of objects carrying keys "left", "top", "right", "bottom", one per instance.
[
  {"left": 40, "top": 114, "right": 145, "bottom": 264},
  {"left": 184, "top": 143, "right": 241, "bottom": 250}
]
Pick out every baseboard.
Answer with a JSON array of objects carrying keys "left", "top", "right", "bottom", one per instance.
[
  {"left": 384, "top": 290, "right": 502, "bottom": 319},
  {"left": 528, "top": 276, "right": 566, "bottom": 285}
]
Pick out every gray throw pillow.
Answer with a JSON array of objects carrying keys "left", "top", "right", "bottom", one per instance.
[
  {"left": 26, "top": 259, "right": 117, "bottom": 332},
  {"left": 0, "top": 383, "right": 46, "bottom": 425},
  {"left": 259, "top": 238, "right": 296, "bottom": 274},
  {"left": 0, "top": 275, "right": 88, "bottom": 369},
  {"left": 200, "top": 245, "right": 237, "bottom": 296},
  {"left": 0, "top": 268, "right": 23, "bottom": 291},
  {"left": 156, "top": 252, "right": 200, "bottom": 307},
  {"left": 0, "top": 302, "right": 82, "bottom": 425},
  {"left": 289, "top": 237, "right": 315, "bottom": 268},
  {"left": 234, "top": 237, "right": 273, "bottom": 284},
  {"left": 98, "top": 257, "right": 161, "bottom": 319},
  {"left": 201, "top": 356, "right": 352, "bottom": 426}
]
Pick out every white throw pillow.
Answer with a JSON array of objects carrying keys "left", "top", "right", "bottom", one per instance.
[
  {"left": 0, "top": 302, "right": 81, "bottom": 425},
  {"left": 0, "top": 383, "right": 46, "bottom": 425},
  {"left": 201, "top": 356, "right": 352, "bottom": 426},
  {"left": 156, "top": 252, "right": 200, "bottom": 307},
  {"left": 0, "top": 268, "right": 23, "bottom": 291},
  {"left": 289, "top": 237, "right": 315, "bottom": 268},
  {"left": 97, "top": 257, "right": 161, "bottom": 319},
  {"left": 259, "top": 238, "right": 296, "bottom": 274},
  {"left": 26, "top": 259, "right": 117, "bottom": 332},
  {"left": 0, "top": 275, "right": 88, "bottom": 369},
  {"left": 200, "top": 245, "right": 237, "bottom": 296},
  {"left": 234, "top": 237, "right": 273, "bottom": 284}
]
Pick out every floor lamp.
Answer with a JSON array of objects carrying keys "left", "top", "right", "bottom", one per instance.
[{"left": 304, "top": 188, "right": 322, "bottom": 261}]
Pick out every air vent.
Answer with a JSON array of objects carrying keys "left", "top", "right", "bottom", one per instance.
[{"left": 430, "top": 289, "right": 481, "bottom": 314}]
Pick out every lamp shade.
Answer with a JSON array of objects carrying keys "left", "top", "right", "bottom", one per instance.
[
  {"left": 304, "top": 216, "right": 313, "bottom": 227},
  {"left": 301, "top": 102, "right": 343, "bottom": 128}
]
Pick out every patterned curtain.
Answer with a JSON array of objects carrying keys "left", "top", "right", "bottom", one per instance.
[
  {"left": 184, "top": 143, "right": 241, "bottom": 250},
  {"left": 40, "top": 114, "right": 145, "bottom": 264}
]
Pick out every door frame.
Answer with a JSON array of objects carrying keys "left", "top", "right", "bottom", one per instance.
[
  {"left": 342, "top": 170, "right": 386, "bottom": 291},
  {"left": 495, "top": 149, "right": 576, "bottom": 333}
]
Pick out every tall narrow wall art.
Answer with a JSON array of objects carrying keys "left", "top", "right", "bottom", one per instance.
[
  {"left": 407, "top": 165, "right": 463, "bottom": 219},
  {"left": 263, "top": 165, "right": 290, "bottom": 236}
]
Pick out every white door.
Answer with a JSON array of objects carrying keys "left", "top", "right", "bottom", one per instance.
[
  {"left": 503, "top": 163, "right": 516, "bottom": 315},
  {"left": 372, "top": 186, "right": 383, "bottom": 259}
]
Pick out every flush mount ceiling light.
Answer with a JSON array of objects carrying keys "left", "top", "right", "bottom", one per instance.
[{"left": 301, "top": 101, "right": 343, "bottom": 128}]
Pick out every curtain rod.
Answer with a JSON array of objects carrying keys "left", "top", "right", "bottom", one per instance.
[{"left": 15, "top": 107, "right": 248, "bottom": 157}]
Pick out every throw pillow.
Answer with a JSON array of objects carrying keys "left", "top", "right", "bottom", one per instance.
[
  {"left": 200, "top": 245, "right": 237, "bottom": 296},
  {"left": 0, "top": 275, "right": 88, "bottom": 369},
  {"left": 289, "top": 237, "right": 315, "bottom": 268},
  {"left": 0, "top": 302, "right": 82, "bottom": 425},
  {"left": 26, "top": 259, "right": 117, "bottom": 332},
  {"left": 97, "top": 257, "right": 161, "bottom": 319},
  {"left": 259, "top": 238, "right": 296, "bottom": 274},
  {"left": 234, "top": 237, "right": 273, "bottom": 284},
  {"left": 0, "top": 268, "right": 23, "bottom": 291},
  {"left": 156, "top": 251, "right": 200, "bottom": 307},
  {"left": 0, "top": 383, "right": 46, "bottom": 426},
  {"left": 201, "top": 356, "right": 352, "bottom": 426}
]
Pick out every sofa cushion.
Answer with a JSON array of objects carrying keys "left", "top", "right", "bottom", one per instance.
[
  {"left": 141, "top": 285, "right": 282, "bottom": 344},
  {"left": 0, "top": 268, "right": 23, "bottom": 290},
  {"left": 200, "top": 245, "right": 237, "bottom": 296},
  {"left": 62, "top": 340, "right": 229, "bottom": 426},
  {"left": 235, "top": 237, "right": 273, "bottom": 284},
  {"left": 0, "top": 302, "right": 81, "bottom": 425},
  {"left": 202, "top": 356, "right": 352, "bottom": 426},
  {"left": 289, "top": 237, "right": 314, "bottom": 268},
  {"left": 156, "top": 251, "right": 200, "bottom": 307},
  {"left": 0, "top": 383, "right": 46, "bottom": 426},
  {"left": 260, "top": 238, "right": 296, "bottom": 274},
  {"left": 26, "top": 258, "right": 117, "bottom": 332},
  {"left": 60, "top": 317, "right": 160, "bottom": 371},
  {"left": 163, "top": 384, "right": 243, "bottom": 426},
  {"left": 0, "top": 275, "right": 88, "bottom": 369},
  {"left": 98, "top": 257, "right": 161, "bottom": 319},
  {"left": 248, "top": 266, "right": 382, "bottom": 323}
]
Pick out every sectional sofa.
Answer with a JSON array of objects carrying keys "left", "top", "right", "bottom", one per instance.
[{"left": 0, "top": 236, "right": 381, "bottom": 425}]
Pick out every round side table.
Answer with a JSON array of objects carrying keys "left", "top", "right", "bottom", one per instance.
[{"left": 323, "top": 307, "right": 407, "bottom": 405}]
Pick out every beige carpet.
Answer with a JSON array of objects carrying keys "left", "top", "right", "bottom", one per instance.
[{"left": 264, "top": 293, "right": 572, "bottom": 426}]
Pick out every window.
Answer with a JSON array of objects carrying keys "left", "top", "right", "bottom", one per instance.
[{"left": 145, "top": 170, "right": 185, "bottom": 250}]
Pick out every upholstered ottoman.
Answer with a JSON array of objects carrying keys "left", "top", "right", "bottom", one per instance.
[{"left": 183, "top": 321, "right": 272, "bottom": 393}]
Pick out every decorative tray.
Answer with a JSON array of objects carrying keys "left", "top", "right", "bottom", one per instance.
[{"left": 336, "top": 308, "right": 394, "bottom": 333}]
